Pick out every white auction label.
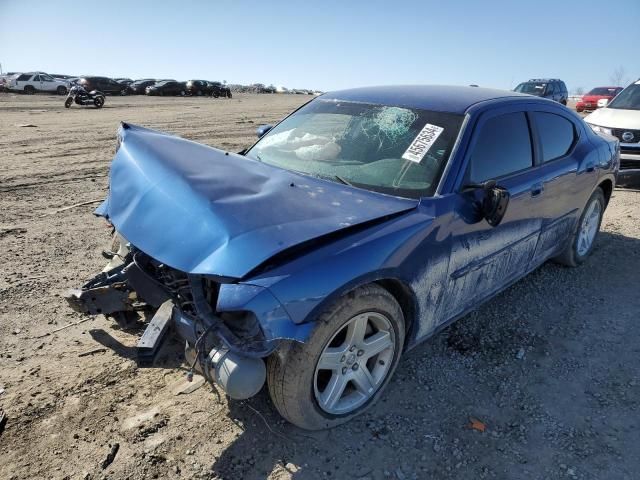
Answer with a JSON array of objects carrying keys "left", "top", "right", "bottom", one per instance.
[{"left": 402, "top": 123, "right": 444, "bottom": 163}]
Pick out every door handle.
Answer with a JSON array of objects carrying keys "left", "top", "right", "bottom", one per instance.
[
  {"left": 585, "top": 162, "right": 596, "bottom": 173},
  {"left": 530, "top": 182, "right": 544, "bottom": 197}
]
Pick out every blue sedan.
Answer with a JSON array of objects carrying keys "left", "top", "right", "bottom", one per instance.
[{"left": 67, "top": 85, "right": 619, "bottom": 430}]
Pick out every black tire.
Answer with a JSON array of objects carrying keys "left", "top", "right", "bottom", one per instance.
[
  {"left": 227, "top": 91, "right": 232, "bottom": 98},
  {"left": 267, "top": 284, "right": 405, "bottom": 430},
  {"left": 94, "top": 96, "right": 104, "bottom": 108},
  {"left": 64, "top": 97, "right": 72, "bottom": 108},
  {"left": 554, "top": 187, "right": 605, "bottom": 267},
  {"left": 120, "top": 89, "right": 128, "bottom": 96},
  {"left": 24, "top": 85, "right": 36, "bottom": 95},
  {"left": 57, "top": 86, "right": 68, "bottom": 95}
]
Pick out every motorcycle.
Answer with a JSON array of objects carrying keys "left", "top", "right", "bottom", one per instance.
[{"left": 64, "top": 85, "right": 105, "bottom": 109}]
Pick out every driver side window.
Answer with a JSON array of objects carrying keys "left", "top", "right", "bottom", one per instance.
[{"left": 468, "top": 112, "right": 533, "bottom": 183}]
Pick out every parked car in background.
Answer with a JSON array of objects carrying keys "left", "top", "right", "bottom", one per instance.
[
  {"left": 51, "top": 74, "right": 76, "bottom": 80},
  {"left": 0, "top": 72, "right": 20, "bottom": 91},
  {"left": 78, "top": 76, "right": 129, "bottom": 95},
  {"left": 576, "top": 87, "right": 623, "bottom": 112},
  {"left": 585, "top": 80, "right": 640, "bottom": 181},
  {"left": 67, "top": 85, "right": 617, "bottom": 430},
  {"left": 128, "top": 79, "right": 157, "bottom": 95},
  {"left": 514, "top": 78, "right": 569, "bottom": 105},
  {"left": 186, "top": 80, "right": 210, "bottom": 96},
  {"left": 208, "top": 81, "right": 232, "bottom": 98},
  {"left": 115, "top": 78, "right": 133, "bottom": 86},
  {"left": 7, "top": 72, "right": 70, "bottom": 95},
  {"left": 145, "top": 80, "right": 187, "bottom": 96}
]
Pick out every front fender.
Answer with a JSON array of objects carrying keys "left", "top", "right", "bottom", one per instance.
[
  {"left": 215, "top": 283, "right": 314, "bottom": 343},
  {"left": 246, "top": 211, "right": 434, "bottom": 329}
]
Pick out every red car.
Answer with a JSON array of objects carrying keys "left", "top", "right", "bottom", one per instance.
[{"left": 576, "top": 87, "right": 623, "bottom": 112}]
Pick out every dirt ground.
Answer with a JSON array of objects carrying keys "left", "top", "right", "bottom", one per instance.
[{"left": 1, "top": 93, "right": 639, "bottom": 480}]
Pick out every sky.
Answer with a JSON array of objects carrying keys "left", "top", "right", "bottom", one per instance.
[{"left": 1, "top": 0, "right": 638, "bottom": 93}]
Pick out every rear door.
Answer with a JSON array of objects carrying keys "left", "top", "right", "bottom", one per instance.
[
  {"left": 31, "top": 74, "right": 42, "bottom": 91},
  {"left": 438, "top": 107, "right": 545, "bottom": 322},
  {"left": 527, "top": 108, "right": 595, "bottom": 264}
]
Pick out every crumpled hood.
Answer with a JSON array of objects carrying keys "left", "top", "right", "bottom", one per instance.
[{"left": 96, "top": 124, "right": 417, "bottom": 278}]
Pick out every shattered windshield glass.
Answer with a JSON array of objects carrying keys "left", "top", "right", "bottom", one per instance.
[{"left": 246, "top": 99, "right": 464, "bottom": 198}]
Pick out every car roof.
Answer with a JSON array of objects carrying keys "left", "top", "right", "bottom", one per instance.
[{"left": 322, "top": 85, "right": 532, "bottom": 114}]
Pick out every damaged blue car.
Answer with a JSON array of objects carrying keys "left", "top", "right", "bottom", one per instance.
[{"left": 67, "top": 85, "right": 618, "bottom": 430}]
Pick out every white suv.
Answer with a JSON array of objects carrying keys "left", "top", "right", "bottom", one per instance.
[
  {"left": 8, "top": 72, "right": 70, "bottom": 95},
  {"left": 585, "top": 80, "right": 640, "bottom": 181}
]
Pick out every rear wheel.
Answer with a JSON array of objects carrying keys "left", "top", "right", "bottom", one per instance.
[
  {"left": 267, "top": 284, "right": 404, "bottom": 430},
  {"left": 554, "top": 188, "right": 605, "bottom": 267},
  {"left": 57, "top": 86, "right": 68, "bottom": 95},
  {"left": 24, "top": 85, "right": 36, "bottom": 95}
]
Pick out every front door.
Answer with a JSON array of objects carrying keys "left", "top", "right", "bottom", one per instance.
[
  {"left": 435, "top": 109, "right": 545, "bottom": 326},
  {"left": 39, "top": 73, "right": 58, "bottom": 92}
]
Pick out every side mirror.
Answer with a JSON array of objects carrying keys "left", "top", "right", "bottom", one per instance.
[
  {"left": 256, "top": 124, "right": 274, "bottom": 138},
  {"left": 463, "top": 180, "right": 510, "bottom": 227}
]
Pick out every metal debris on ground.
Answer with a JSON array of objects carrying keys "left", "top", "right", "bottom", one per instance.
[{"left": 101, "top": 442, "right": 119, "bottom": 469}]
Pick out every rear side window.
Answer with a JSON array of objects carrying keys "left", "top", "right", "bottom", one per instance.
[
  {"left": 468, "top": 112, "right": 533, "bottom": 182},
  {"left": 18, "top": 74, "right": 32, "bottom": 81},
  {"left": 532, "top": 112, "right": 576, "bottom": 162}
]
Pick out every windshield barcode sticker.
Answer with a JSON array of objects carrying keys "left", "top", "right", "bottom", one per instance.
[{"left": 402, "top": 123, "right": 444, "bottom": 163}]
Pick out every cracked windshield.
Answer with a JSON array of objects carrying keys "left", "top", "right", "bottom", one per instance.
[{"left": 246, "top": 99, "right": 464, "bottom": 198}]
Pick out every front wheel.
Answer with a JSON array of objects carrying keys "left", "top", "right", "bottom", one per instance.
[
  {"left": 64, "top": 97, "right": 73, "bottom": 108},
  {"left": 554, "top": 187, "right": 605, "bottom": 267},
  {"left": 267, "top": 284, "right": 404, "bottom": 430},
  {"left": 94, "top": 96, "right": 104, "bottom": 108}
]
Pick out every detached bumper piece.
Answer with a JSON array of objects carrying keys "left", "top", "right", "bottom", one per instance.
[{"left": 137, "top": 301, "right": 173, "bottom": 365}]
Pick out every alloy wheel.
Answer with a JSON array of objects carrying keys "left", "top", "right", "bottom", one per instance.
[
  {"left": 314, "top": 311, "right": 395, "bottom": 415},
  {"left": 577, "top": 198, "right": 601, "bottom": 256}
]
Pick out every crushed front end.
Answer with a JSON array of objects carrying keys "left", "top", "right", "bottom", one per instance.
[{"left": 66, "top": 235, "right": 305, "bottom": 400}]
